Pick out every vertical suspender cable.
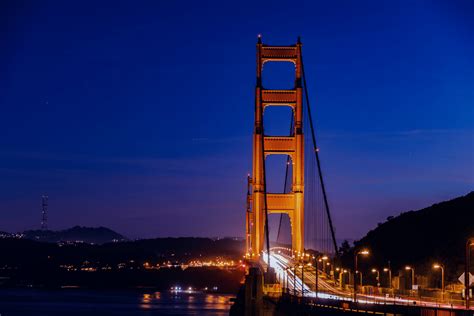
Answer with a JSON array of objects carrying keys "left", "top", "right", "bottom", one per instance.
[
  {"left": 276, "top": 115, "right": 294, "bottom": 243},
  {"left": 300, "top": 50, "right": 340, "bottom": 257}
]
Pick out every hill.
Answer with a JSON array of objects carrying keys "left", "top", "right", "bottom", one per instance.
[
  {"left": 23, "top": 226, "right": 126, "bottom": 244},
  {"left": 0, "top": 237, "right": 245, "bottom": 291},
  {"left": 345, "top": 191, "right": 474, "bottom": 280},
  {"left": 0, "top": 237, "right": 244, "bottom": 267}
]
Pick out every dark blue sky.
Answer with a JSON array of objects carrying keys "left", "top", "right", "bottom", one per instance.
[{"left": 1, "top": 0, "right": 473, "bottom": 240}]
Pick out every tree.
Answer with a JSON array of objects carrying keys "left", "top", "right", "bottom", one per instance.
[{"left": 339, "top": 240, "right": 351, "bottom": 257}]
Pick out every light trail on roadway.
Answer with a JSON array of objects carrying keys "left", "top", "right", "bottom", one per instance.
[{"left": 262, "top": 250, "right": 470, "bottom": 310}]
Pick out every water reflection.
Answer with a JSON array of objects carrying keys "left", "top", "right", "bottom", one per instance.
[
  {"left": 203, "top": 294, "right": 231, "bottom": 310},
  {"left": 0, "top": 289, "right": 233, "bottom": 316},
  {"left": 142, "top": 293, "right": 151, "bottom": 303},
  {"left": 205, "top": 294, "right": 215, "bottom": 304},
  {"left": 140, "top": 293, "right": 151, "bottom": 309},
  {"left": 139, "top": 291, "right": 232, "bottom": 313}
]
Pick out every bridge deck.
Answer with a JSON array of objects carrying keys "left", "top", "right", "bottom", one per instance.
[{"left": 261, "top": 250, "right": 472, "bottom": 313}]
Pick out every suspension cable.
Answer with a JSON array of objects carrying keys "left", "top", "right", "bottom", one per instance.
[
  {"left": 300, "top": 50, "right": 340, "bottom": 257},
  {"left": 276, "top": 115, "right": 294, "bottom": 243}
]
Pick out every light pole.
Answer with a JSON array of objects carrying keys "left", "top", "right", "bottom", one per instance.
[
  {"left": 299, "top": 264, "right": 304, "bottom": 297},
  {"left": 405, "top": 266, "right": 415, "bottom": 291},
  {"left": 433, "top": 263, "right": 445, "bottom": 300},
  {"left": 315, "top": 262, "right": 319, "bottom": 299},
  {"left": 356, "top": 270, "right": 363, "bottom": 286},
  {"left": 282, "top": 268, "right": 285, "bottom": 290},
  {"left": 293, "top": 266, "right": 297, "bottom": 296},
  {"left": 326, "top": 261, "right": 331, "bottom": 276},
  {"left": 346, "top": 270, "right": 351, "bottom": 288},
  {"left": 354, "top": 249, "right": 369, "bottom": 303},
  {"left": 331, "top": 261, "right": 336, "bottom": 281},
  {"left": 322, "top": 255, "right": 329, "bottom": 267},
  {"left": 383, "top": 267, "right": 392, "bottom": 289},
  {"left": 372, "top": 268, "right": 380, "bottom": 287},
  {"left": 317, "top": 255, "right": 328, "bottom": 273},
  {"left": 465, "top": 238, "right": 474, "bottom": 309},
  {"left": 314, "top": 254, "right": 328, "bottom": 299},
  {"left": 301, "top": 262, "right": 312, "bottom": 298},
  {"left": 286, "top": 267, "right": 291, "bottom": 294},
  {"left": 340, "top": 269, "right": 349, "bottom": 289}
]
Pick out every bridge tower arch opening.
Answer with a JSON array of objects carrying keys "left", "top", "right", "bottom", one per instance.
[{"left": 265, "top": 154, "right": 294, "bottom": 247}]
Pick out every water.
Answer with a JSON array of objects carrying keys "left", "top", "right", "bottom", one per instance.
[{"left": 0, "top": 289, "right": 233, "bottom": 316}]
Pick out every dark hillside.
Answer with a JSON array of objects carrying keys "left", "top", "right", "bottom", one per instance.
[
  {"left": 23, "top": 226, "right": 126, "bottom": 244},
  {"left": 344, "top": 192, "right": 474, "bottom": 281}
]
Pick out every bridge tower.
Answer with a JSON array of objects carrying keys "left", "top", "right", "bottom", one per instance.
[{"left": 247, "top": 36, "right": 304, "bottom": 257}]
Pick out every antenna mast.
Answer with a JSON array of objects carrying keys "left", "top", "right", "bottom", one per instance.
[{"left": 41, "top": 195, "right": 48, "bottom": 230}]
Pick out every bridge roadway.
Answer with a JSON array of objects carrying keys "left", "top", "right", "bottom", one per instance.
[{"left": 262, "top": 250, "right": 470, "bottom": 311}]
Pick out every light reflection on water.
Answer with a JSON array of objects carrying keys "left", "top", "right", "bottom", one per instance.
[
  {"left": 0, "top": 289, "right": 233, "bottom": 316},
  {"left": 140, "top": 291, "right": 232, "bottom": 312},
  {"left": 142, "top": 293, "right": 152, "bottom": 304}
]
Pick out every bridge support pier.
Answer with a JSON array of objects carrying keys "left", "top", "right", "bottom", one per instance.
[
  {"left": 235, "top": 267, "right": 279, "bottom": 316},
  {"left": 244, "top": 267, "right": 264, "bottom": 315}
]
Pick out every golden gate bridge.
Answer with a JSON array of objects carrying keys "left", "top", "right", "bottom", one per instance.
[
  {"left": 236, "top": 36, "right": 473, "bottom": 316},
  {"left": 245, "top": 35, "right": 338, "bottom": 259}
]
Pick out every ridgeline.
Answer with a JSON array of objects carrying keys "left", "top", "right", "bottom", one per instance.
[
  {"left": 23, "top": 226, "right": 127, "bottom": 244},
  {"left": 342, "top": 191, "right": 474, "bottom": 281}
]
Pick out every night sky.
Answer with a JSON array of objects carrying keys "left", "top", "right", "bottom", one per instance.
[{"left": 1, "top": 0, "right": 473, "bottom": 241}]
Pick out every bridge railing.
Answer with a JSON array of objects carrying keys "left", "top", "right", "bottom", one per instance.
[{"left": 279, "top": 292, "right": 474, "bottom": 316}]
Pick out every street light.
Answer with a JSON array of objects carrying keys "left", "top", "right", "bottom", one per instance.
[
  {"left": 293, "top": 266, "right": 297, "bottom": 296},
  {"left": 314, "top": 254, "right": 327, "bottom": 299},
  {"left": 356, "top": 270, "right": 363, "bottom": 286},
  {"left": 286, "top": 267, "right": 292, "bottom": 294},
  {"left": 340, "top": 269, "right": 349, "bottom": 289},
  {"left": 317, "top": 255, "right": 328, "bottom": 272},
  {"left": 330, "top": 261, "right": 336, "bottom": 281},
  {"left": 302, "top": 262, "right": 312, "bottom": 297},
  {"left": 405, "top": 266, "right": 415, "bottom": 290},
  {"left": 433, "top": 263, "right": 445, "bottom": 300},
  {"left": 354, "top": 249, "right": 369, "bottom": 303},
  {"left": 282, "top": 267, "right": 285, "bottom": 291},
  {"left": 299, "top": 264, "right": 304, "bottom": 297},
  {"left": 465, "top": 238, "right": 474, "bottom": 309},
  {"left": 326, "top": 261, "right": 331, "bottom": 276},
  {"left": 372, "top": 268, "right": 380, "bottom": 287},
  {"left": 383, "top": 267, "right": 392, "bottom": 289},
  {"left": 335, "top": 267, "right": 341, "bottom": 285}
]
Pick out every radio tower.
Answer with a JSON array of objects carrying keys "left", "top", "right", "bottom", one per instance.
[{"left": 41, "top": 195, "right": 48, "bottom": 230}]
